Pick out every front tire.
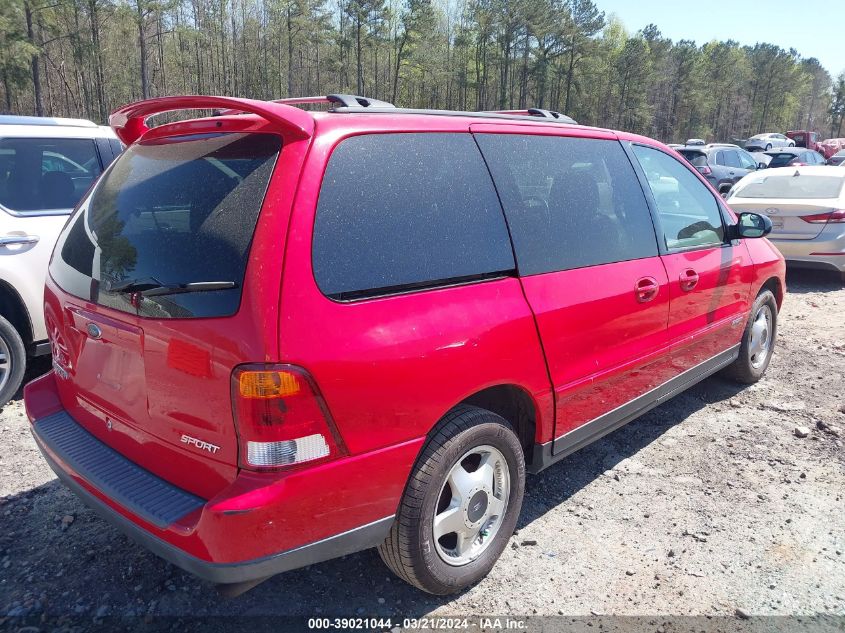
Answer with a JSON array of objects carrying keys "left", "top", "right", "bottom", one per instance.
[
  {"left": 765, "top": 144, "right": 772, "bottom": 151},
  {"left": 723, "top": 290, "right": 777, "bottom": 384},
  {"left": 0, "top": 316, "right": 27, "bottom": 406},
  {"left": 378, "top": 405, "right": 525, "bottom": 595}
]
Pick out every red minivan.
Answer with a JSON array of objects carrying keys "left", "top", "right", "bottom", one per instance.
[{"left": 25, "top": 94, "right": 785, "bottom": 596}]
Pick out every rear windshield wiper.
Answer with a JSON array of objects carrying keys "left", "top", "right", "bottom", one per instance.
[{"left": 108, "top": 277, "right": 237, "bottom": 296}]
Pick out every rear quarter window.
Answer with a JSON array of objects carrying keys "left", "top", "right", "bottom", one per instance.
[{"left": 312, "top": 133, "right": 515, "bottom": 300}]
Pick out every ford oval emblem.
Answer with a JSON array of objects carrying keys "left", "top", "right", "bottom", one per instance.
[
  {"left": 763, "top": 207, "right": 779, "bottom": 215},
  {"left": 86, "top": 323, "right": 102, "bottom": 339}
]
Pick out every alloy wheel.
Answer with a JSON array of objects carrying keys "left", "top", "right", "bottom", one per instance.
[
  {"left": 433, "top": 445, "right": 511, "bottom": 567},
  {"left": 0, "top": 334, "right": 10, "bottom": 396},
  {"left": 749, "top": 304, "right": 773, "bottom": 369}
]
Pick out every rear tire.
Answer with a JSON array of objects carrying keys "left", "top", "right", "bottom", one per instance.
[
  {"left": 722, "top": 290, "right": 777, "bottom": 384},
  {"left": 0, "top": 316, "right": 27, "bottom": 407},
  {"left": 378, "top": 405, "right": 525, "bottom": 595}
]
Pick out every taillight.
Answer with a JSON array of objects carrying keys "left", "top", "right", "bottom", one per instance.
[
  {"left": 231, "top": 364, "right": 346, "bottom": 470},
  {"left": 697, "top": 166, "right": 713, "bottom": 176},
  {"left": 800, "top": 210, "right": 845, "bottom": 224}
]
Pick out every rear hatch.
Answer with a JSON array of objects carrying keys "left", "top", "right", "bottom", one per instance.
[
  {"left": 729, "top": 171, "right": 845, "bottom": 240},
  {"left": 46, "top": 131, "right": 283, "bottom": 497}
]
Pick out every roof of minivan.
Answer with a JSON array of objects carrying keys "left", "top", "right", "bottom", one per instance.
[{"left": 108, "top": 94, "right": 653, "bottom": 146}]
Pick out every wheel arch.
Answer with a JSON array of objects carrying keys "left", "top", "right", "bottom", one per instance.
[
  {"left": 446, "top": 384, "right": 540, "bottom": 468},
  {"left": 760, "top": 276, "right": 784, "bottom": 310},
  {"left": 0, "top": 280, "right": 34, "bottom": 348}
]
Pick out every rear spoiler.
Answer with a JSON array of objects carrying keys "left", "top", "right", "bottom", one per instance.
[{"left": 109, "top": 95, "right": 314, "bottom": 145}]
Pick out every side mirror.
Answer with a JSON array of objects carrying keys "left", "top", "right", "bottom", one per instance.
[
  {"left": 731, "top": 212, "right": 772, "bottom": 239},
  {"left": 757, "top": 162, "right": 767, "bottom": 169}
]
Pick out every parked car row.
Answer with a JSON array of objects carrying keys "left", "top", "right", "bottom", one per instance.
[{"left": 9, "top": 95, "right": 787, "bottom": 598}]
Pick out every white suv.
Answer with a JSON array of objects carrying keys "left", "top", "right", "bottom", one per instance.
[{"left": 0, "top": 115, "right": 121, "bottom": 404}]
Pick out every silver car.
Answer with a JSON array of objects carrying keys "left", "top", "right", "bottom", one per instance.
[
  {"left": 745, "top": 133, "right": 794, "bottom": 151},
  {"left": 727, "top": 166, "right": 845, "bottom": 281}
]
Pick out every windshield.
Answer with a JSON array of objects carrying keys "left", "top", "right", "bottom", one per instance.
[
  {"left": 732, "top": 173, "right": 845, "bottom": 200},
  {"left": 0, "top": 137, "right": 103, "bottom": 213},
  {"left": 49, "top": 132, "right": 281, "bottom": 318}
]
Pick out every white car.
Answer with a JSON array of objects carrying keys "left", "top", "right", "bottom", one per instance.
[
  {"left": 0, "top": 115, "right": 121, "bottom": 404},
  {"left": 727, "top": 166, "right": 845, "bottom": 281},
  {"left": 745, "top": 133, "right": 794, "bottom": 152}
]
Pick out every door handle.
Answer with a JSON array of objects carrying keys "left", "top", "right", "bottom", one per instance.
[
  {"left": 0, "top": 234, "right": 40, "bottom": 247},
  {"left": 635, "top": 276, "right": 659, "bottom": 303},
  {"left": 679, "top": 269, "right": 700, "bottom": 291}
]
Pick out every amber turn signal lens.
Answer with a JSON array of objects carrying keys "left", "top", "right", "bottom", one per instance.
[{"left": 238, "top": 370, "right": 301, "bottom": 399}]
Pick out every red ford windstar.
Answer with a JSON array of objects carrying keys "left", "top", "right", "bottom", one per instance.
[{"left": 24, "top": 94, "right": 785, "bottom": 595}]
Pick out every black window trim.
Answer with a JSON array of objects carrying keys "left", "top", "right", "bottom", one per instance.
[
  {"left": 623, "top": 141, "right": 732, "bottom": 256},
  {"left": 327, "top": 270, "right": 516, "bottom": 302}
]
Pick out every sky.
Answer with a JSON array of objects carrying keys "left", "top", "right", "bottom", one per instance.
[{"left": 596, "top": 0, "right": 844, "bottom": 77}]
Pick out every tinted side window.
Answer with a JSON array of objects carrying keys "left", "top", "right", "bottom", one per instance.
[
  {"left": 631, "top": 145, "right": 724, "bottom": 250},
  {"left": 475, "top": 134, "right": 658, "bottom": 276},
  {"left": 723, "top": 150, "right": 742, "bottom": 168},
  {"left": 312, "top": 133, "right": 515, "bottom": 299},
  {"left": 715, "top": 151, "right": 726, "bottom": 166},
  {"left": 0, "top": 138, "right": 102, "bottom": 212}
]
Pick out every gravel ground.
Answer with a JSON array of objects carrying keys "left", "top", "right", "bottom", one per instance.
[{"left": 1, "top": 269, "right": 844, "bottom": 632}]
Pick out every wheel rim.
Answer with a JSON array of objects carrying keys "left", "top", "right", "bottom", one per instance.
[
  {"left": 433, "top": 445, "right": 510, "bottom": 567},
  {"left": 0, "top": 334, "right": 10, "bottom": 396},
  {"left": 749, "top": 304, "right": 773, "bottom": 369}
]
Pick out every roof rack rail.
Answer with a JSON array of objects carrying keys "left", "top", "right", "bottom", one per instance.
[
  {"left": 486, "top": 108, "right": 577, "bottom": 124},
  {"left": 272, "top": 94, "right": 395, "bottom": 109}
]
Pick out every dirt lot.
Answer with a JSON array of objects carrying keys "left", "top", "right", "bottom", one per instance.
[{"left": 1, "top": 269, "right": 844, "bottom": 631}]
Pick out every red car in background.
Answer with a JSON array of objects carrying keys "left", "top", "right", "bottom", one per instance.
[
  {"left": 818, "top": 138, "right": 845, "bottom": 160},
  {"left": 786, "top": 130, "right": 823, "bottom": 153},
  {"left": 24, "top": 94, "right": 786, "bottom": 596}
]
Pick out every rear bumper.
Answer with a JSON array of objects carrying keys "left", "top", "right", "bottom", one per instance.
[
  {"left": 770, "top": 227, "right": 845, "bottom": 273},
  {"left": 25, "top": 372, "right": 418, "bottom": 584},
  {"left": 36, "top": 441, "right": 393, "bottom": 584}
]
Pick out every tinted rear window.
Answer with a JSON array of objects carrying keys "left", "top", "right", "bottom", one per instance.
[
  {"left": 475, "top": 134, "right": 658, "bottom": 275},
  {"left": 50, "top": 132, "right": 281, "bottom": 318},
  {"left": 679, "top": 150, "right": 708, "bottom": 167},
  {"left": 0, "top": 137, "right": 102, "bottom": 213},
  {"left": 732, "top": 173, "right": 845, "bottom": 199},
  {"left": 767, "top": 153, "right": 797, "bottom": 168},
  {"left": 312, "top": 133, "right": 515, "bottom": 300}
]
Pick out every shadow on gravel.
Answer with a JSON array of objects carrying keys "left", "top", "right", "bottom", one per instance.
[
  {"left": 517, "top": 375, "right": 746, "bottom": 529},
  {"left": 0, "top": 370, "right": 745, "bottom": 623},
  {"left": 784, "top": 268, "right": 844, "bottom": 294}
]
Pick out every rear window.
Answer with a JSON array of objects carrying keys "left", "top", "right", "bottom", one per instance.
[
  {"left": 679, "top": 150, "right": 708, "bottom": 167},
  {"left": 732, "top": 173, "right": 845, "bottom": 199},
  {"left": 766, "top": 153, "right": 797, "bottom": 168},
  {"left": 312, "top": 133, "right": 515, "bottom": 300},
  {"left": 50, "top": 132, "right": 281, "bottom": 318},
  {"left": 0, "top": 138, "right": 102, "bottom": 213}
]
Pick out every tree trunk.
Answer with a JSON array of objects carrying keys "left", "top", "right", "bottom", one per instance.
[
  {"left": 25, "top": 1, "right": 43, "bottom": 116},
  {"left": 563, "top": 44, "right": 576, "bottom": 115},
  {"left": 137, "top": 2, "right": 150, "bottom": 99}
]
